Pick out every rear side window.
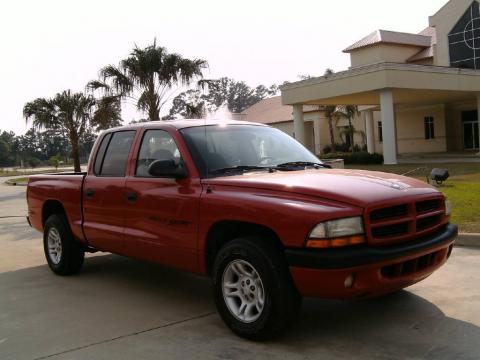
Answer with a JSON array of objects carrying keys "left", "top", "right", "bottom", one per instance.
[
  {"left": 94, "top": 133, "right": 112, "bottom": 175},
  {"left": 96, "top": 131, "right": 136, "bottom": 177}
]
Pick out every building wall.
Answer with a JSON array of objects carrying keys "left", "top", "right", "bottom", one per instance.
[
  {"left": 270, "top": 103, "right": 468, "bottom": 156},
  {"left": 446, "top": 102, "right": 477, "bottom": 151},
  {"left": 269, "top": 112, "right": 342, "bottom": 155},
  {"left": 350, "top": 44, "right": 424, "bottom": 68},
  {"left": 429, "top": 0, "right": 478, "bottom": 67},
  {"left": 409, "top": 57, "right": 434, "bottom": 66},
  {"left": 271, "top": 121, "right": 294, "bottom": 138},
  {"left": 368, "top": 105, "right": 448, "bottom": 154}
]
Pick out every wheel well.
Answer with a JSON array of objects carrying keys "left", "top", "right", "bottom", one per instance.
[
  {"left": 205, "top": 221, "right": 284, "bottom": 275},
  {"left": 42, "top": 200, "right": 66, "bottom": 226}
]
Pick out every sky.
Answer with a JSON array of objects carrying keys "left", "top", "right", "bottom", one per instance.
[{"left": 0, "top": 0, "right": 448, "bottom": 135}]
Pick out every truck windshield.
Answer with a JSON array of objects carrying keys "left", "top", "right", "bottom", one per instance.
[{"left": 180, "top": 125, "right": 322, "bottom": 178}]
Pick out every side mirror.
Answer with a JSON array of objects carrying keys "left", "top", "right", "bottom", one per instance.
[{"left": 148, "top": 159, "right": 188, "bottom": 179}]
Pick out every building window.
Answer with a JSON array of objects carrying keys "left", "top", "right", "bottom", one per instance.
[
  {"left": 378, "top": 121, "right": 383, "bottom": 142},
  {"left": 448, "top": 1, "right": 480, "bottom": 69},
  {"left": 424, "top": 117, "right": 435, "bottom": 140}
]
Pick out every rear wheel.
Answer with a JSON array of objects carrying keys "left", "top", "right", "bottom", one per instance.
[
  {"left": 43, "top": 214, "right": 85, "bottom": 275},
  {"left": 213, "top": 237, "right": 301, "bottom": 340}
]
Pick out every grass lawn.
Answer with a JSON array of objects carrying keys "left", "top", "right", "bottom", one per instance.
[
  {"left": 0, "top": 165, "right": 78, "bottom": 177},
  {"left": 0, "top": 169, "right": 62, "bottom": 177},
  {"left": 346, "top": 163, "right": 480, "bottom": 233},
  {"left": 5, "top": 177, "right": 29, "bottom": 186}
]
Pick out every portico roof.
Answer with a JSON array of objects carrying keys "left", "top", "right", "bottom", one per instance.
[
  {"left": 280, "top": 62, "right": 480, "bottom": 106},
  {"left": 343, "top": 30, "right": 431, "bottom": 52}
]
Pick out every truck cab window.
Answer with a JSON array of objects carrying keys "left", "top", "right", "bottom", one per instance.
[
  {"left": 136, "top": 130, "right": 182, "bottom": 177},
  {"left": 93, "top": 133, "right": 112, "bottom": 175},
  {"left": 98, "top": 131, "right": 136, "bottom": 177}
]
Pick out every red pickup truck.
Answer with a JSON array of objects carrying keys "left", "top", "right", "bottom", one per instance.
[{"left": 27, "top": 120, "right": 457, "bottom": 340}]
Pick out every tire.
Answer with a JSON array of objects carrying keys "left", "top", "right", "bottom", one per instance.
[
  {"left": 43, "top": 214, "right": 85, "bottom": 275},
  {"left": 213, "top": 237, "right": 302, "bottom": 340}
]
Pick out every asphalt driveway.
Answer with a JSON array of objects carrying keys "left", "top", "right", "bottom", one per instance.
[{"left": 0, "top": 183, "right": 479, "bottom": 360}]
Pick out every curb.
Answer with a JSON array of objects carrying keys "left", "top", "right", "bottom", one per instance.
[
  {"left": 4, "top": 180, "right": 28, "bottom": 187},
  {"left": 456, "top": 233, "right": 480, "bottom": 248}
]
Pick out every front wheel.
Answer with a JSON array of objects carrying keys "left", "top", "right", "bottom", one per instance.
[
  {"left": 213, "top": 237, "right": 302, "bottom": 340},
  {"left": 43, "top": 214, "right": 85, "bottom": 275}
]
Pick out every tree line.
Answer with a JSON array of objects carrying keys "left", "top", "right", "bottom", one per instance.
[
  {"left": 0, "top": 128, "right": 96, "bottom": 169},
  {"left": 14, "top": 40, "right": 277, "bottom": 172}
]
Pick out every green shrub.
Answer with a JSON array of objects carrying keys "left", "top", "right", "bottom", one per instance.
[
  {"left": 320, "top": 152, "right": 383, "bottom": 165},
  {"left": 323, "top": 143, "right": 351, "bottom": 154},
  {"left": 323, "top": 143, "right": 368, "bottom": 154},
  {"left": 26, "top": 157, "right": 41, "bottom": 169},
  {"left": 49, "top": 155, "right": 63, "bottom": 170}
]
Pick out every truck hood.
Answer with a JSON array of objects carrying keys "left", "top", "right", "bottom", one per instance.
[{"left": 206, "top": 169, "right": 440, "bottom": 207}]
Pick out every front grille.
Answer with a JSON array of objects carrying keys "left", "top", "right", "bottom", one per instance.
[
  {"left": 416, "top": 199, "right": 441, "bottom": 214},
  {"left": 372, "top": 222, "right": 409, "bottom": 238},
  {"left": 416, "top": 214, "right": 443, "bottom": 231},
  {"left": 371, "top": 204, "right": 408, "bottom": 221},
  {"left": 381, "top": 248, "right": 445, "bottom": 279},
  {"left": 367, "top": 196, "right": 446, "bottom": 245}
]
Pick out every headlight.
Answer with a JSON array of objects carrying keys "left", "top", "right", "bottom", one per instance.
[
  {"left": 307, "top": 217, "right": 366, "bottom": 249},
  {"left": 445, "top": 198, "right": 452, "bottom": 216}
]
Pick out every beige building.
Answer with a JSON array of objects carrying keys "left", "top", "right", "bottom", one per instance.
[
  {"left": 275, "top": 0, "right": 480, "bottom": 164},
  {"left": 237, "top": 96, "right": 341, "bottom": 155}
]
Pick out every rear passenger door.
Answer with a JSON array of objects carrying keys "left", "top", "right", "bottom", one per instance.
[{"left": 83, "top": 130, "right": 136, "bottom": 254}]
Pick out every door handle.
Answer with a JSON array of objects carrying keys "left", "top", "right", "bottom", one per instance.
[
  {"left": 126, "top": 192, "right": 138, "bottom": 202},
  {"left": 85, "top": 189, "right": 95, "bottom": 199}
]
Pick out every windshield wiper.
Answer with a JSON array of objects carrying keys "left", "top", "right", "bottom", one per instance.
[
  {"left": 275, "top": 161, "right": 331, "bottom": 170},
  {"left": 209, "top": 166, "right": 274, "bottom": 175}
]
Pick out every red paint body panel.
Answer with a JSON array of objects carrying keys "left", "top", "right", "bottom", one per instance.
[
  {"left": 26, "top": 120, "right": 456, "bottom": 299},
  {"left": 196, "top": 186, "right": 360, "bottom": 272},
  {"left": 82, "top": 176, "right": 128, "bottom": 253},
  {"left": 27, "top": 174, "right": 86, "bottom": 243},
  {"left": 291, "top": 242, "right": 452, "bottom": 299}
]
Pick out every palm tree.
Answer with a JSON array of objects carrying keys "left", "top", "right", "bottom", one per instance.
[
  {"left": 335, "top": 105, "right": 360, "bottom": 152},
  {"left": 88, "top": 40, "right": 208, "bottom": 121},
  {"left": 323, "top": 69, "right": 337, "bottom": 152},
  {"left": 23, "top": 90, "right": 121, "bottom": 172}
]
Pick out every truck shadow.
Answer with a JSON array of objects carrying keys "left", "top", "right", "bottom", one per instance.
[
  {"left": 283, "top": 293, "right": 480, "bottom": 359},
  {"left": 1, "top": 254, "right": 479, "bottom": 359}
]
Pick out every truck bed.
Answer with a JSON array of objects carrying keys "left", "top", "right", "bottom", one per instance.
[{"left": 27, "top": 172, "right": 87, "bottom": 243}]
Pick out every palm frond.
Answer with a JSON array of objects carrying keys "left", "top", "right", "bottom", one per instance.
[
  {"left": 100, "top": 65, "right": 133, "bottom": 95},
  {"left": 92, "top": 96, "right": 122, "bottom": 131},
  {"left": 86, "top": 80, "right": 111, "bottom": 92}
]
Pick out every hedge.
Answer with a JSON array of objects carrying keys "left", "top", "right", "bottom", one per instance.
[{"left": 320, "top": 152, "right": 384, "bottom": 165}]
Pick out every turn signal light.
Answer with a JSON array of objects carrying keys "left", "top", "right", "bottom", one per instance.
[{"left": 306, "top": 235, "right": 366, "bottom": 249}]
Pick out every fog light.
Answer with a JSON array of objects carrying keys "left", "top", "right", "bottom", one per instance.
[{"left": 344, "top": 274, "right": 355, "bottom": 289}]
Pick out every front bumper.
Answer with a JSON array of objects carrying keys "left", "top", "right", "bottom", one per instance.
[{"left": 285, "top": 224, "right": 457, "bottom": 299}]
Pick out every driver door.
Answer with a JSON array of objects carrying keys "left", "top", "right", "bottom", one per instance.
[{"left": 124, "top": 129, "right": 202, "bottom": 272}]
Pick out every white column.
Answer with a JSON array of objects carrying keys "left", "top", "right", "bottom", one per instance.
[
  {"left": 293, "top": 104, "right": 305, "bottom": 145},
  {"left": 313, "top": 119, "right": 322, "bottom": 154},
  {"left": 380, "top": 90, "right": 397, "bottom": 164},
  {"left": 304, "top": 121, "right": 314, "bottom": 152},
  {"left": 477, "top": 94, "right": 480, "bottom": 156},
  {"left": 365, "top": 110, "right": 375, "bottom": 154}
]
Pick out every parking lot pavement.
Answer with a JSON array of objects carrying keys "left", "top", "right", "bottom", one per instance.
[
  {"left": 1, "top": 186, "right": 479, "bottom": 360},
  {"left": 0, "top": 248, "right": 478, "bottom": 360},
  {"left": 0, "top": 183, "right": 26, "bottom": 218}
]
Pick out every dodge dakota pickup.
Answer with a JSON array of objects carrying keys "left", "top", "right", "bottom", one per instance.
[{"left": 27, "top": 120, "right": 457, "bottom": 340}]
